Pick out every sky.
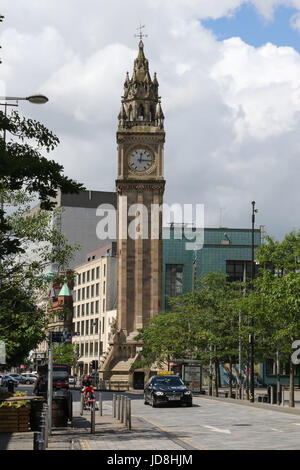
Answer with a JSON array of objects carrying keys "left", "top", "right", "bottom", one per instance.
[{"left": 2, "top": 0, "right": 300, "bottom": 240}]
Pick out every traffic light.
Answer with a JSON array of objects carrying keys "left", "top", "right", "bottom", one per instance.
[{"left": 90, "top": 360, "right": 98, "bottom": 370}]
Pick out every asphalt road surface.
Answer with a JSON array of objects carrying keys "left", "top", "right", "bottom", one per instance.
[{"left": 18, "top": 385, "right": 300, "bottom": 450}]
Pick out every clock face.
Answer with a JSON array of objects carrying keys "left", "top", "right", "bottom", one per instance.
[{"left": 128, "top": 148, "right": 154, "bottom": 172}]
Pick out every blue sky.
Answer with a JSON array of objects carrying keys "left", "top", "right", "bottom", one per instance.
[{"left": 202, "top": 3, "right": 300, "bottom": 52}]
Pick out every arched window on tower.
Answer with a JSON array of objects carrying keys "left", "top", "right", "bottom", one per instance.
[
  {"left": 128, "top": 105, "right": 133, "bottom": 121},
  {"left": 137, "top": 104, "right": 144, "bottom": 121},
  {"left": 150, "top": 105, "right": 155, "bottom": 122}
]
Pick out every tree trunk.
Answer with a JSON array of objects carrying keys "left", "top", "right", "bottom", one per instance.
[
  {"left": 214, "top": 359, "right": 219, "bottom": 397},
  {"left": 276, "top": 345, "right": 281, "bottom": 405},
  {"left": 289, "top": 361, "right": 295, "bottom": 408},
  {"left": 246, "top": 348, "right": 250, "bottom": 400}
]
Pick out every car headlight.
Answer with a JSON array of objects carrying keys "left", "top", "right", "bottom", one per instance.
[
  {"left": 184, "top": 391, "right": 191, "bottom": 395},
  {"left": 154, "top": 391, "right": 164, "bottom": 396}
]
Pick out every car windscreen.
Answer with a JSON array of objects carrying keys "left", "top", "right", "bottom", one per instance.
[{"left": 153, "top": 377, "right": 184, "bottom": 386}]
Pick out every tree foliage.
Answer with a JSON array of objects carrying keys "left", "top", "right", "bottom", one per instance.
[{"left": 0, "top": 101, "right": 84, "bottom": 365}]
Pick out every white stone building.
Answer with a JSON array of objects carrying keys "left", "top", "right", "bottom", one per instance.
[{"left": 72, "top": 248, "right": 117, "bottom": 376}]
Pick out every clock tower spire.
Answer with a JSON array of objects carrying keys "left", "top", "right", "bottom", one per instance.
[{"left": 101, "top": 37, "right": 165, "bottom": 388}]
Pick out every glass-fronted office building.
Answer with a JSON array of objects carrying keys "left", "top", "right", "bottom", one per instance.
[{"left": 162, "top": 226, "right": 262, "bottom": 311}]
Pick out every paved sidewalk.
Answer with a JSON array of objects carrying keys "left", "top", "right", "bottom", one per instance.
[{"left": 0, "top": 407, "right": 197, "bottom": 451}]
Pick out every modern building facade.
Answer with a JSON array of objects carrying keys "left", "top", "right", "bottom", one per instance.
[
  {"left": 29, "top": 189, "right": 117, "bottom": 270},
  {"left": 162, "top": 226, "right": 262, "bottom": 310}
]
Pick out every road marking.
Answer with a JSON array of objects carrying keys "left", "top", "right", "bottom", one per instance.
[
  {"left": 139, "top": 416, "right": 207, "bottom": 450},
  {"left": 80, "top": 439, "right": 91, "bottom": 450},
  {"left": 203, "top": 425, "right": 231, "bottom": 434}
]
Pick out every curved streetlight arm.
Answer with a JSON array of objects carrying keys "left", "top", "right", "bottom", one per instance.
[{"left": 0, "top": 94, "right": 48, "bottom": 104}]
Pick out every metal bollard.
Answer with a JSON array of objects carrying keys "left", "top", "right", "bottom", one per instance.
[
  {"left": 43, "top": 405, "right": 49, "bottom": 449},
  {"left": 80, "top": 392, "right": 84, "bottom": 416},
  {"left": 33, "top": 431, "right": 44, "bottom": 450},
  {"left": 124, "top": 397, "right": 128, "bottom": 426},
  {"left": 117, "top": 395, "right": 121, "bottom": 420},
  {"left": 39, "top": 412, "right": 46, "bottom": 450},
  {"left": 99, "top": 393, "right": 102, "bottom": 416},
  {"left": 127, "top": 398, "right": 131, "bottom": 430},
  {"left": 121, "top": 396, "right": 125, "bottom": 423},
  {"left": 112, "top": 394, "right": 116, "bottom": 418},
  {"left": 91, "top": 400, "right": 95, "bottom": 434}
]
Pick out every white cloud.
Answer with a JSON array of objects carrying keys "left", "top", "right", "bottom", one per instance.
[{"left": 2, "top": 0, "right": 300, "bottom": 239}]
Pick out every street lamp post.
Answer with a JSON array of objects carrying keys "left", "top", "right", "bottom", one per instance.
[{"left": 250, "top": 201, "right": 257, "bottom": 403}]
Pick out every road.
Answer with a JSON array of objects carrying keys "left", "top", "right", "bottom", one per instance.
[{"left": 18, "top": 385, "right": 300, "bottom": 450}]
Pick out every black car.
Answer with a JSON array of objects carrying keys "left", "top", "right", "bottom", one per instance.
[{"left": 144, "top": 375, "right": 192, "bottom": 407}]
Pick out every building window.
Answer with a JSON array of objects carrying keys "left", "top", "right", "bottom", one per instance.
[
  {"left": 96, "top": 267, "right": 100, "bottom": 279},
  {"left": 87, "top": 270, "right": 90, "bottom": 282},
  {"left": 87, "top": 286, "right": 90, "bottom": 299},
  {"left": 266, "top": 359, "right": 274, "bottom": 376},
  {"left": 100, "top": 341, "right": 103, "bottom": 355},
  {"left": 91, "top": 285, "right": 94, "bottom": 298},
  {"left": 90, "top": 319, "right": 94, "bottom": 335},
  {"left": 96, "top": 301, "right": 99, "bottom": 314},
  {"left": 82, "top": 287, "right": 85, "bottom": 300},
  {"left": 91, "top": 269, "right": 95, "bottom": 281},
  {"left": 103, "top": 281, "right": 106, "bottom": 295},
  {"left": 96, "top": 283, "right": 99, "bottom": 296},
  {"left": 81, "top": 321, "right": 84, "bottom": 336},
  {"left": 77, "top": 273, "right": 81, "bottom": 285},
  {"left": 77, "top": 290, "right": 81, "bottom": 301},
  {"left": 82, "top": 272, "right": 86, "bottom": 284},
  {"left": 86, "top": 320, "right": 89, "bottom": 336},
  {"left": 86, "top": 303, "right": 89, "bottom": 315},
  {"left": 85, "top": 342, "right": 88, "bottom": 356},
  {"left": 102, "top": 319, "right": 105, "bottom": 334},
  {"left": 77, "top": 305, "right": 80, "bottom": 317},
  {"left": 104, "top": 264, "right": 106, "bottom": 277},
  {"left": 77, "top": 322, "right": 80, "bottom": 334},
  {"left": 80, "top": 343, "right": 84, "bottom": 356},
  {"left": 95, "top": 319, "right": 98, "bottom": 334},
  {"left": 90, "top": 342, "right": 93, "bottom": 356},
  {"left": 165, "top": 264, "right": 183, "bottom": 309},
  {"left": 103, "top": 298, "right": 106, "bottom": 312},
  {"left": 91, "top": 302, "right": 94, "bottom": 314},
  {"left": 73, "top": 307, "right": 76, "bottom": 318},
  {"left": 81, "top": 304, "right": 85, "bottom": 316},
  {"left": 226, "top": 260, "right": 252, "bottom": 282},
  {"left": 95, "top": 341, "right": 98, "bottom": 354}
]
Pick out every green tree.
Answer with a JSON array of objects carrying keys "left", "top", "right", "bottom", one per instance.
[
  {"left": 53, "top": 343, "right": 79, "bottom": 368},
  {"left": 252, "top": 271, "right": 300, "bottom": 407},
  {"left": 0, "top": 109, "right": 84, "bottom": 257},
  {"left": 0, "top": 193, "right": 79, "bottom": 366},
  {"left": 135, "top": 272, "right": 244, "bottom": 397}
]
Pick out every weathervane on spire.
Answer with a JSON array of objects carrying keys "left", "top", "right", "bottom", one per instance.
[{"left": 134, "top": 23, "right": 148, "bottom": 42}]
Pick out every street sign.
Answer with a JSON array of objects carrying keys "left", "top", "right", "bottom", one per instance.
[
  {"left": 51, "top": 331, "right": 72, "bottom": 344},
  {"left": 51, "top": 332, "right": 64, "bottom": 343}
]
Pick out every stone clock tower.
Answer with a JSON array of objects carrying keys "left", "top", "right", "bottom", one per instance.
[{"left": 100, "top": 39, "right": 165, "bottom": 387}]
